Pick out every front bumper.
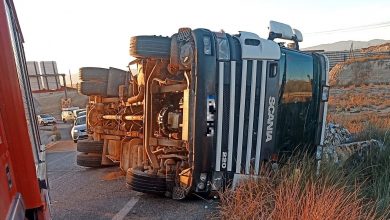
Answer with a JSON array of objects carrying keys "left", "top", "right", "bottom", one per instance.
[
  {"left": 72, "top": 130, "right": 88, "bottom": 140},
  {"left": 42, "top": 120, "right": 56, "bottom": 124}
]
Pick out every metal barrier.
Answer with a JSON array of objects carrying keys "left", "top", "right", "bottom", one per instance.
[{"left": 319, "top": 51, "right": 390, "bottom": 69}]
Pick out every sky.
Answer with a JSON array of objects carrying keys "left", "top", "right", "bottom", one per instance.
[{"left": 12, "top": 0, "right": 390, "bottom": 75}]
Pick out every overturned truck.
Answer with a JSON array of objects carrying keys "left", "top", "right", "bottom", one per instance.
[{"left": 76, "top": 21, "right": 330, "bottom": 199}]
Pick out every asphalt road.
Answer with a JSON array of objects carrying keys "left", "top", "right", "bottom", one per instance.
[
  {"left": 39, "top": 122, "right": 72, "bottom": 145},
  {"left": 44, "top": 124, "right": 218, "bottom": 220}
]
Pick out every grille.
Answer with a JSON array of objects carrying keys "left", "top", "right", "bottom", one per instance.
[{"left": 215, "top": 59, "right": 267, "bottom": 175}]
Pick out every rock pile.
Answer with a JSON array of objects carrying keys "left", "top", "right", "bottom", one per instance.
[
  {"left": 324, "top": 123, "right": 352, "bottom": 147},
  {"left": 322, "top": 123, "right": 382, "bottom": 164},
  {"left": 323, "top": 123, "right": 351, "bottom": 163},
  {"left": 333, "top": 139, "right": 381, "bottom": 163}
]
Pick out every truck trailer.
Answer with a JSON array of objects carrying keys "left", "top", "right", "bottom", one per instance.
[
  {"left": 76, "top": 21, "right": 329, "bottom": 199},
  {"left": 0, "top": 0, "right": 50, "bottom": 219}
]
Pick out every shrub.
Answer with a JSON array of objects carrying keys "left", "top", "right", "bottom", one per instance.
[
  {"left": 342, "top": 124, "right": 390, "bottom": 217},
  {"left": 219, "top": 151, "right": 389, "bottom": 220}
]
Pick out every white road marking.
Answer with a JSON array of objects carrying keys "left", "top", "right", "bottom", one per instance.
[{"left": 112, "top": 197, "right": 139, "bottom": 220}]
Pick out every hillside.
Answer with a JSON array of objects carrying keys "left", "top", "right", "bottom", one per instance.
[
  {"left": 304, "top": 39, "right": 390, "bottom": 51},
  {"left": 330, "top": 58, "right": 390, "bottom": 87},
  {"left": 327, "top": 52, "right": 390, "bottom": 133},
  {"left": 361, "top": 43, "right": 390, "bottom": 52}
]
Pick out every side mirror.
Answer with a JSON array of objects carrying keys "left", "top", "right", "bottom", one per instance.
[
  {"left": 268, "top": 21, "right": 304, "bottom": 50},
  {"left": 293, "top": 29, "right": 303, "bottom": 42},
  {"left": 268, "top": 20, "right": 294, "bottom": 40}
]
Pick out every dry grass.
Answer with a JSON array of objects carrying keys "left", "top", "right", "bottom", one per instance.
[
  {"left": 327, "top": 113, "right": 390, "bottom": 133},
  {"left": 328, "top": 84, "right": 390, "bottom": 133},
  {"left": 219, "top": 156, "right": 385, "bottom": 220},
  {"left": 329, "top": 92, "right": 390, "bottom": 110}
]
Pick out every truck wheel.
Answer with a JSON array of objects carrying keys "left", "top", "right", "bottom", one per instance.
[
  {"left": 126, "top": 168, "right": 167, "bottom": 195},
  {"left": 130, "top": 36, "right": 171, "bottom": 59},
  {"left": 77, "top": 140, "right": 103, "bottom": 153},
  {"left": 79, "top": 67, "right": 109, "bottom": 82},
  {"left": 106, "top": 67, "right": 128, "bottom": 97},
  {"left": 76, "top": 153, "right": 102, "bottom": 168},
  {"left": 78, "top": 81, "right": 107, "bottom": 96}
]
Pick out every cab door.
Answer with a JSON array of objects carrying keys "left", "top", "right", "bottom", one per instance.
[{"left": 0, "top": 111, "right": 19, "bottom": 218}]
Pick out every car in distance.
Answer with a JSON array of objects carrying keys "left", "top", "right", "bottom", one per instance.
[
  {"left": 77, "top": 111, "right": 86, "bottom": 118},
  {"left": 61, "top": 106, "right": 80, "bottom": 123},
  {"left": 71, "top": 115, "right": 87, "bottom": 143},
  {"left": 37, "top": 114, "right": 56, "bottom": 126},
  {"left": 73, "top": 109, "right": 86, "bottom": 119}
]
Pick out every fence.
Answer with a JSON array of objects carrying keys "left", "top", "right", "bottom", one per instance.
[
  {"left": 27, "top": 61, "right": 63, "bottom": 91},
  {"left": 320, "top": 51, "right": 390, "bottom": 69},
  {"left": 26, "top": 61, "right": 44, "bottom": 90}
]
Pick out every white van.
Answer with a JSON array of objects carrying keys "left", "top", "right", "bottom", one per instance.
[{"left": 61, "top": 107, "right": 79, "bottom": 122}]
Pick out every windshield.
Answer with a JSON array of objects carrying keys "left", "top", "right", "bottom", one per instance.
[
  {"left": 78, "top": 111, "right": 86, "bottom": 117},
  {"left": 40, "top": 114, "right": 51, "bottom": 118},
  {"left": 75, "top": 116, "right": 86, "bottom": 125}
]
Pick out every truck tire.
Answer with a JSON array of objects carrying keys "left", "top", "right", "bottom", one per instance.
[
  {"left": 77, "top": 140, "right": 103, "bottom": 153},
  {"left": 106, "top": 67, "right": 128, "bottom": 97},
  {"left": 126, "top": 168, "right": 167, "bottom": 195},
  {"left": 76, "top": 153, "right": 102, "bottom": 167},
  {"left": 130, "top": 36, "right": 171, "bottom": 59},
  {"left": 79, "top": 67, "right": 109, "bottom": 82},
  {"left": 78, "top": 81, "right": 107, "bottom": 96}
]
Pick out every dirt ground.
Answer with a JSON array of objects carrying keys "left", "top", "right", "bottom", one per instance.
[{"left": 328, "top": 84, "right": 390, "bottom": 133}]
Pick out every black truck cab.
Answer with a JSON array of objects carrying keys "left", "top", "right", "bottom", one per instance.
[{"left": 188, "top": 28, "right": 329, "bottom": 194}]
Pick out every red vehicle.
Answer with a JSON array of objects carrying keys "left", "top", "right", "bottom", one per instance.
[{"left": 0, "top": 0, "right": 50, "bottom": 219}]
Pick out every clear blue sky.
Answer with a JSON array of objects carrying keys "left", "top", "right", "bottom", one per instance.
[{"left": 13, "top": 0, "right": 390, "bottom": 74}]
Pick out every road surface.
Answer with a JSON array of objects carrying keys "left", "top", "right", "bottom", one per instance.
[{"left": 44, "top": 124, "right": 218, "bottom": 220}]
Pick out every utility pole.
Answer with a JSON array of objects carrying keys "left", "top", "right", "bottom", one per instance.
[
  {"left": 61, "top": 74, "right": 68, "bottom": 99},
  {"left": 349, "top": 42, "right": 355, "bottom": 59},
  {"left": 69, "top": 69, "right": 73, "bottom": 88}
]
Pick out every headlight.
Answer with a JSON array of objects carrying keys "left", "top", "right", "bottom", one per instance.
[
  {"left": 200, "top": 173, "right": 207, "bottom": 182},
  {"left": 73, "top": 129, "right": 78, "bottom": 133},
  {"left": 197, "top": 182, "right": 205, "bottom": 190},
  {"left": 216, "top": 37, "right": 230, "bottom": 61},
  {"left": 203, "top": 36, "right": 212, "bottom": 55}
]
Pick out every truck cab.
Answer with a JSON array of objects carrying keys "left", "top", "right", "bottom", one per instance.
[
  {"left": 78, "top": 21, "right": 329, "bottom": 199},
  {"left": 0, "top": 0, "right": 50, "bottom": 218}
]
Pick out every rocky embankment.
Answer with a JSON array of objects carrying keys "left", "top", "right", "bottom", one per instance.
[
  {"left": 323, "top": 123, "right": 381, "bottom": 164},
  {"left": 330, "top": 58, "right": 390, "bottom": 87}
]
